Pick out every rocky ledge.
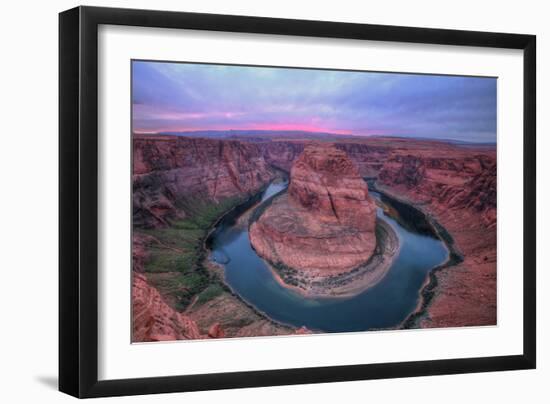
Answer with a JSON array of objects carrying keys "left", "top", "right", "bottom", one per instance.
[
  {"left": 249, "top": 144, "right": 397, "bottom": 296},
  {"left": 132, "top": 273, "right": 205, "bottom": 342}
]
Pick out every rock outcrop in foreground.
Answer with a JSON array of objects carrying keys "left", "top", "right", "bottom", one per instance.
[
  {"left": 132, "top": 273, "right": 205, "bottom": 342},
  {"left": 250, "top": 144, "right": 389, "bottom": 296}
]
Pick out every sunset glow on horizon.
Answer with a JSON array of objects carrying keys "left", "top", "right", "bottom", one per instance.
[{"left": 132, "top": 61, "right": 497, "bottom": 143}]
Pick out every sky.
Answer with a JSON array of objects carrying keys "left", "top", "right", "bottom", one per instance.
[{"left": 132, "top": 61, "right": 497, "bottom": 143}]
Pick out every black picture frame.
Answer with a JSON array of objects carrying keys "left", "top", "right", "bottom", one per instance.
[{"left": 59, "top": 6, "right": 536, "bottom": 398}]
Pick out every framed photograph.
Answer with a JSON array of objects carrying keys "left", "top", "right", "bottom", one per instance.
[{"left": 59, "top": 6, "right": 536, "bottom": 398}]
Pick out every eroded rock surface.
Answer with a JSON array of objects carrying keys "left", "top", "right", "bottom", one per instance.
[
  {"left": 132, "top": 273, "right": 205, "bottom": 342},
  {"left": 376, "top": 146, "right": 497, "bottom": 327},
  {"left": 132, "top": 135, "right": 298, "bottom": 341},
  {"left": 250, "top": 144, "right": 378, "bottom": 279},
  {"left": 133, "top": 135, "right": 274, "bottom": 228}
]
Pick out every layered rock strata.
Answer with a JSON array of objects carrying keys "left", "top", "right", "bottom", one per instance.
[
  {"left": 376, "top": 147, "right": 497, "bottom": 327},
  {"left": 132, "top": 273, "right": 205, "bottom": 342},
  {"left": 133, "top": 135, "right": 274, "bottom": 228},
  {"left": 132, "top": 134, "right": 298, "bottom": 342},
  {"left": 250, "top": 144, "right": 393, "bottom": 296},
  {"left": 132, "top": 133, "right": 497, "bottom": 336}
]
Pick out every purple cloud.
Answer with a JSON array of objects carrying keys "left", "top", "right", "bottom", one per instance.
[{"left": 132, "top": 61, "right": 497, "bottom": 142}]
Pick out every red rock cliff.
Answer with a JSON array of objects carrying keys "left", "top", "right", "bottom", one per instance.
[
  {"left": 376, "top": 145, "right": 497, "bottom": 327},
  {"left": 378, "top": 150, "right": 496, "bottom": 226},
  {"left": 132, "top": 273, "right": 205, "bottom": 342},
  {"left": 257, "top": 140, "right": 391, "bottom": 177},
  {"left": 335, "top": 143, "right": 391, "bottom": 177},
  {"left": 250, "top": 144, "right": 377, "bottom": 275},
  {"left": 257, "top": 141, "right": 304, "bottom": 172},
  {"left": 288, "top": 145, "right": 376, "bottom": 231},
  {"left": 133, "top": 135, "right": 274, "bottom": 228}
]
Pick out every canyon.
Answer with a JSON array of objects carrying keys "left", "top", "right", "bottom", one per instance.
[
  {"left": 132, "top": 135, "right": 305, "bottom": 342},
  {"left": 133, "top": 134, "right": 274, "bottom": 228},
  {"left": 132, "top": 133, "right": 497, "bottom": 341}
]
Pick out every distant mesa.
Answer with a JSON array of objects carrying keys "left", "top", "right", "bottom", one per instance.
[{"left": 249, "top": 144, "right": 378, "bottom": 282}]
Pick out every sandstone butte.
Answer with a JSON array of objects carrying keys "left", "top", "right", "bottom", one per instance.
[{"left": 250, "top": 144, "right": 378, "bottom": 279}]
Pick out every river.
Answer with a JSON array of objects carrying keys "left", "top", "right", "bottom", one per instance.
[{"left": 208, "top": 181, "right": 449, "bottom": 333}]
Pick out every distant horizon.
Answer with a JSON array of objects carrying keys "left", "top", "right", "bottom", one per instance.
[
  {"left": 132, "top": 61, "right": 497, "bottom": 143},
  {"left": 132, "top": 129, "right": 496, "bottom": 144}
]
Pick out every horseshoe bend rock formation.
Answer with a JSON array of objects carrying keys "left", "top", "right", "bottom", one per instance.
[
  {"left": 249, "top": 144, "right": 379, "bottom": 285},
  {"left": 288, "top": 144, "right": 377, "bottom": 233}
]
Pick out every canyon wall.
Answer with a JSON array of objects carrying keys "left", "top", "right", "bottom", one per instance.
[
  {"left": 132, "top": 135, "right": 278, "bottom": 342},
  {"left": 335, "top": 143, "right": 391, "bottom": 177},
  {"left": 378, "top": 150, "right": 496, "bottom": 226},
  {"left": 257, "top": 141, "right": 304, "bottom": 172},
  {"left": 376, "top": 146, "right": 497, "bottom": 327},
  {"left": 133, "top": 135, "right": 274, "bottom": 229},
  {"left": 256, "top": 139, "right": 392, "bottom": 177}
]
